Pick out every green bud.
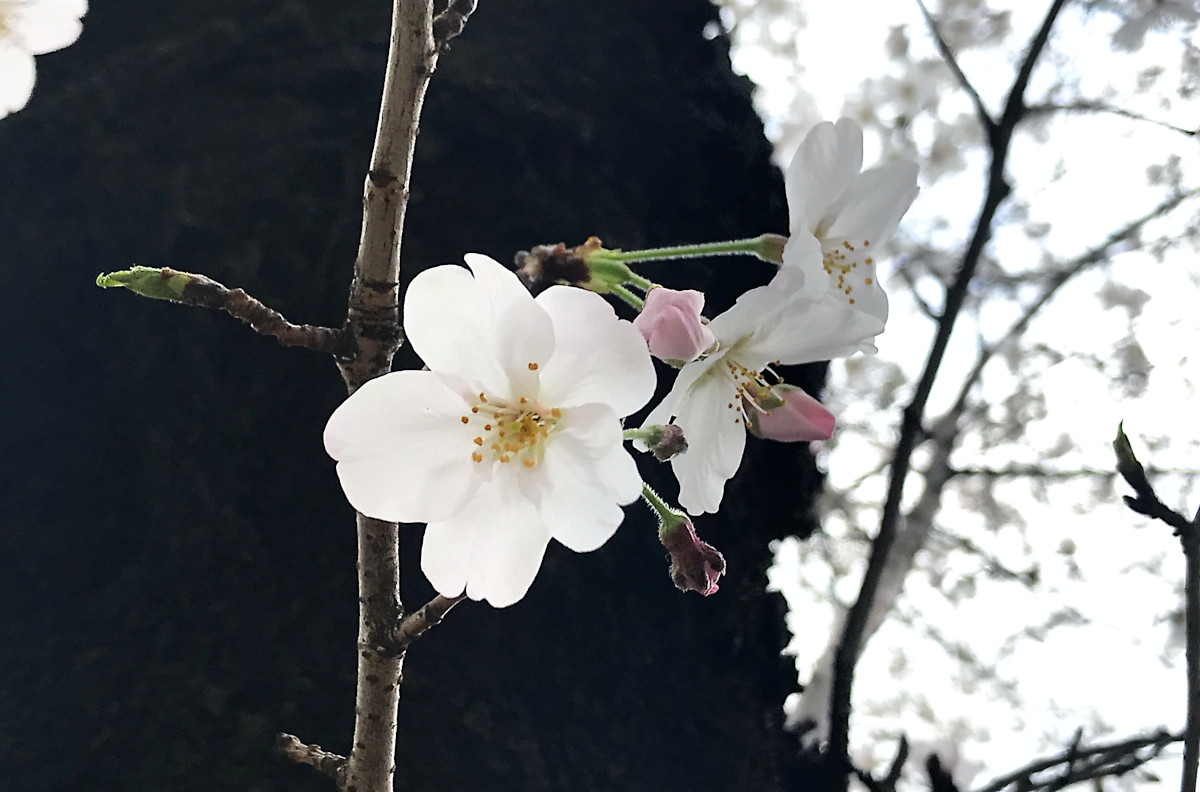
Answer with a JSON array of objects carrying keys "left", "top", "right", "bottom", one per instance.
[
  {"left": 96, "top": 266, "right": 194, "bottom": 302},
  {"left": 1113, "top": 421, "right": 1154, "bottom": 501}
]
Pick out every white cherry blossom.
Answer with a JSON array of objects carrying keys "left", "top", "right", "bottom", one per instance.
[
  {"left": 778, "top": 118, "right": 919, "bottom": 352},
  {"left": 0, "top": 0, "right": 87, "bottom": 119},
  {"left": 643, "top": 284, "right": 883, "bottom": 515},
  {"left": 325, "top": 254, "right": 656, "bottom": 607}
]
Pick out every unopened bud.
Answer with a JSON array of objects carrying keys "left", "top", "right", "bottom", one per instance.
[
  {"left": 660, "top": 516, "right": 726, "bottom": 596},
  {"left": 742, "top": 383, "right": 835, "bottom": 442},
  {"left": 633, "top": 287, "right": 716, "bottom": 364},
  {"left": 96, "top": 266, "right": 194, "bottom": 302},
  {"left": 643, "top": 424, "right": 688, "bottom": 461}
]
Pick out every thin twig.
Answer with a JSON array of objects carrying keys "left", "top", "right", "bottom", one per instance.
[
  {"left": 276, "top": 733, "right": 347, "bottom": 781},
  {"left": 1025, "top": 101, "right": 1198, "bottom": 137},
  {"left": 388, "top": 594, "right": 466, "bottom": 652},
  {"left": 177, "top": 271, "right": 347, "bottom": 354},
  {"left": 973, "top": 730, "right": 1181, "bottom": 792},
  {"left": 914, "top": 0, "right": 995, "bottom": 134},
  {"left": 825, "top": 0, "right": 1070, "bottom": 782}
]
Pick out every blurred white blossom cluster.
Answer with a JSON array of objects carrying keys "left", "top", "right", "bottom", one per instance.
[
  {"left": 717, "top": 0, "right": 1200, "bottom": 788},
  {"left": 0, "top": 0, "right": 86, "bottom": 120}
]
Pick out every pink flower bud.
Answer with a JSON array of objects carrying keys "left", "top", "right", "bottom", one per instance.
[
  {"left": 659, "top": 517, "right": 726, "bottom": 596},
  {"left": 633, "top": 287, "right": 716, "bottom": 364},
  {"left": 742, "top": 383, "right": 835, "bottom": 442}
]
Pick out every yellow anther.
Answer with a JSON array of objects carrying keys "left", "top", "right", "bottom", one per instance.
[
  {"left": 523, "top": 459, "right": 536, "bottom": 468},
  {"left": 499, "top": 455, "right": 511, "bottom": 463},
  {"left": 551, "top": 408, "right": 562, "bottom": 417},
  {"left": 527, "top": 362, "right": 539, "bottom": 370},
  {"left": 472, "top": 452, "right": 483, "bottom": 463},
  {"left": 460, "top": 416, "right": 469, "bottom": 424},
  {"left": 865, "top": 278, "right": 873, "bottom": 285},
  {"left": 479, "top": 393, "right": 487, "bottom": 402},
  {"left": 520, "top": 396, "right": 527, "bottom": 404}
]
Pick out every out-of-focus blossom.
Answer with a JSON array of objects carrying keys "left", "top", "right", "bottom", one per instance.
[
  {"left": 325, "top": 254, "right": 655, "bottom": 607},
  {"left": 0, "top": 0, "right": 88, "bottom": 119}
]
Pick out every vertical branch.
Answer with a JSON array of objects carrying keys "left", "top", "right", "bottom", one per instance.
[
  {"left": 1183, "top": 526, "right": 1200, "bottom": 792},
  {"left": 338, "top": 0, "right": 438, "bottom": 394},
  {"left": 344, "top": 516, "right": 405, "bottom": 792},
  {"left": 824, "top": 0, "right": 1070, "bottom": 785},
  {"left": 340, "top": 3, "right": 438, "bottom": 792}
]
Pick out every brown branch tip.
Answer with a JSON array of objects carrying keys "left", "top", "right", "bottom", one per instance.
[{"left": 276, "top": 733, "right": 346, "bottom": 780}]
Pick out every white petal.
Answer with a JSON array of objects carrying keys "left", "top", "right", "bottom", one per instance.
[
  {"left": 13, "top": 0, "right": 86, "bottom": 55},
  {"left": 637, "top": 353, "right": 721, "bottom": 450},
  {"left": 670, "top": 367, "right": 747, "bottom": 515},
  {"left": 743, "top": 291, "right": 884, "bottom": 366},
  {"left": 404, "top": 264, "right": 508, "bottom": 394},
  {"left": 535, "top": 285, "right": 656, "bottom": 416},
  {"left": 786, "top": 119, "right": 863, "bottom": 235},
  {"left": 324, "top": 370, "right": 482, "bottom": 523},
  {"left": 0, "top": 44, "right": 35, "bottom": 116},
  {"left": 538, "top": 410, "right": 636, "bottom": 552},
  {"left": 422, "top": 469, "right": 551, "bottom": 607},
  {"left": 824, "top": 161, "right": 920, "bottom": 248},
  {"left": 464, "top": 253, "right": 555, "bottom": 396}
]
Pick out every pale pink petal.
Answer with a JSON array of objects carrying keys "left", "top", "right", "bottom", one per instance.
[
  {"left": 634, "top": 287, "right": 715, "bottom": 363},
  {"left": 744, "top": 384, "right": 836, "bottom": 442},
  {"left": 539, "top": 438, "right": 630, "bottom": 553},
  {"left": 535, "top": 284, "right": 655, "bottom": 416},
  {"left": 422, "top": 468, "right": 551, "bottom": 607},
  {"left": 671, "top": 369, "right": 746, "bottom": 515},
  {"left": 324, "top": 370, "right": 482, "bottom": 523}
]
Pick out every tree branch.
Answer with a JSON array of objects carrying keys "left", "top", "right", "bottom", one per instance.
[
  {"left": 337, "top": 0, "right": 438, "bottom": 394},
  {"left": 97, "top": 267, "right": 347, "bottom": 354},
  {"left": 948, "top": 184, "right": 1200, "bottom": 418},
  {"left": 432, "top": 0, "right": 478, "bottom": 47},
  {"left": 825, "top": 1, "right": 1071, "bottom": 782},
  {"left": 914, "top": 0, "right": 995, "bottom": 134},
  {"left": 1184, "top": 527, "right": 1200, "bottom": 792},
  {"left": 1025, "top": 100, "right": 1198, "bottom": 138},
  {"left": 276, "top": 733, "right": 347, "bottom": 782},
  {"left": 335, "top": 2, "right": 439, "bottom": 792},
  {"left": 973, "top": 730, "right": 1182, "bottom": 792},
  {"left": 387, "top": 593, "right": 465, "bottom": 652}
]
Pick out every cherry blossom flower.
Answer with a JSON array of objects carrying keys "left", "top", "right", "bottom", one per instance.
[
  {"left": 777, "top": 118, "right": 919, "bottom": 352},
  {"left": 0, "top": 0, "right": 87, "bottom": 119},
  {"left": 633, "top": 286, "right": 715, "bottom": 364},
  {"left": 642, "top": 284, "right": 882, "bottom": 515},
  {"left": 325, "top": 254, "right": 656, "bottom": 607}
]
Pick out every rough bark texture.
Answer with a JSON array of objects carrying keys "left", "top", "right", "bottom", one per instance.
[{"left": 1, "top": 1, "right": 820, "bottom": 790}]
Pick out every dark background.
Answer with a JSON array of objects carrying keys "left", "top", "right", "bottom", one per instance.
[{"left": 0, "top": 1, "right": 827, "bottom": 789}]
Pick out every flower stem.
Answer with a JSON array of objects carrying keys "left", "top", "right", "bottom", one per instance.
[
  {"left": 609, "top": 284, "right": 644, "bottom": 311},
  {"left": 606, "top": 236, "right": 780, "bottom": 265},
  {"left": 640, "top": 482, "right": 686, "bottom": 533}
]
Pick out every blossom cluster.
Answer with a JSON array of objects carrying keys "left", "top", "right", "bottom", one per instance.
[{"left": 324, "top": 118, "right": 918, "bottom": 606}]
